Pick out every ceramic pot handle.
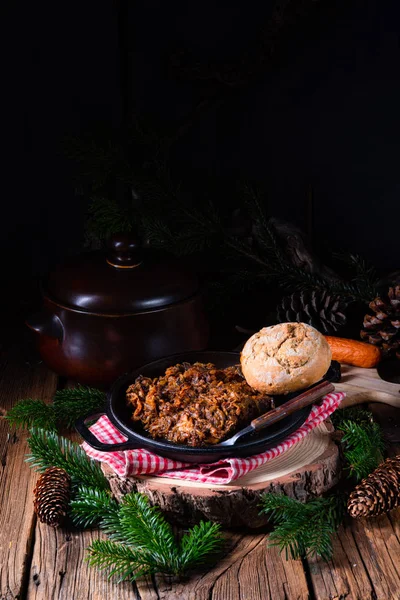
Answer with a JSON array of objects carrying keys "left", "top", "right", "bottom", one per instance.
[
  {"left": 25, "top": 312, "right": 64, "bottom": 342},
  {"left": 106, "top": 233, "right": 142, "bottom": 269},
  {"left": 75, "top": 411, "right": 139, "bottom": 451}
]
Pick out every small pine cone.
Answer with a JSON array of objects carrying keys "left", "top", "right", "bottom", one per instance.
[
  {"left": 277, "top": 290, "right": 347, "bottom": 335},
  {"left": 33, "top": 467, "right": 71, "bottom": 527},
  {"left": 347, "top": 456, "right": 400, "bottom": 518},
  {"left": 361, "top": 286, "right": 400, "bottom": 359}
]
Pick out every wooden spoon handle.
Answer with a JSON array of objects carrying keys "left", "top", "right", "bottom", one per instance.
[{"left": 250, "top": 380, "right": 335, "bottom": 431}]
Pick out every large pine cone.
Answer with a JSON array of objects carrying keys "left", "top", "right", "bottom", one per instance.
[
  {"left": 33, "top": 467, "right": 71, "bottom": 527},
  {"left": 348, "top": 456, "right": 400, "bottom": 518},
  {"left": 277, "top": 290, "right": 347, "bottom": 334},
  {"left": 361, "top": 286, "right": 400, "bottom": 359}
]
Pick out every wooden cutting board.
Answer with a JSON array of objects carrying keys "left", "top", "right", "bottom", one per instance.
[
  {"left": 337, "top": 364, "right": 400, "bottom": 409},
  {"left": 103, "top": 365, "right": 400, "bottom": 528}
]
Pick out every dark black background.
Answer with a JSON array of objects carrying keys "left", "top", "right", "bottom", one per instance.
[{"left": 3, "top": 0, "right": 400, "bottom": 334}]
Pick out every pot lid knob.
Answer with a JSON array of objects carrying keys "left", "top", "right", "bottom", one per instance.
[{"left": 107, "top": 233, "right": 143, "bottom": 269}]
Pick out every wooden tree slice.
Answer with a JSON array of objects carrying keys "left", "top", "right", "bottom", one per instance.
[
  {"left": 101, "top": 364, "right": 399, "bottom": 528},
  {"left": 103, "top": 421, "right": 342, "bottom": 528}
]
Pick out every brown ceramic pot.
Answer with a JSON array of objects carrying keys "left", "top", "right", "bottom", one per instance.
[{"left": 26, "top": 234, "right": 209, "bottom": 387}]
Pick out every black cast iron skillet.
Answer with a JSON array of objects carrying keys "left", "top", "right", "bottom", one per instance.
[{"left": 76, "top": 351, "right": 338, "bottom": 464}]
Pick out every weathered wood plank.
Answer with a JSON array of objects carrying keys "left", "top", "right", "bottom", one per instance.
[
  {"left": 349, "top": 515, "right": 400, "bottom": 600},
  {"left": 26, "top": 380, "right": 140, "bottom": 600},
  {"left": 307, "top": 522, "right": 376, "bottom": 600},
  {"left": 26, "top": 525, "right": 139, "bottom": 600},
  {"left": 135, "top": 532, "right": 309, "bottom": 600},
  {"left": 235, "top": 538, "right": 309, "bottom": 600},
  {"left": 129, "top": 531, "right": 242, "bottom": 600},
  {"left": 17, "top": 369, "right": 400, "bottom": 600},
  {"left": 0, "top": 354, "right": 57, "bottom": 600},
  {"left": 307, "top": 404, "right": 400, "bottom": 600}
]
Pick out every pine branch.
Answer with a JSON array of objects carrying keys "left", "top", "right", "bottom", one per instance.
[
  {"left": 260, "top": 494, "right": 345, "bottom": 561},
  {"left": 6, "top": 387, "right": 106, "bottom": 432},
  {"left": 104, "top": 493, "right": 179, "bottom": 573},
  {"left": 54, "top": 386, "right": 106, "bottom": 428},
  {"left": 70, "top": 486, "right": 118, "bottom": 528},
  {"left": 78, "top": 491, "right": 224, "bottom": 581},
  {"left": 140, "top": 216, "right": 176, "bottom": 250},
  {"left": 86, "top": 196, "right": 136, "bottom": 241},
  {"left": 269, "top": 264, "right": 371, "bottom": 302},
  {"left": 220, "top": 238, "right": 375, "bottom": 303},
  {"left": 87, "top": 539, "right": 155, "bottom": 582},
  {"left": 179, "top": 521, "right": 223, "bottom": 571},
  {"left": 338, "top": 421, "right": 385, "bottom": 481},
  {"left": 331, "top": 407, "right": 374, "bottom": 430},
  {"left": 334, "top": 251, "right": 379, "bottom": 298},
  {"left": 26, "top": 428, "right": 109, "bottom": 490},
  {"left": 6, "top": 399, "right": 57, "bottom": 432}
]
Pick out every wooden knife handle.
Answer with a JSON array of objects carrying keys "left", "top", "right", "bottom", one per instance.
[{"left": 250, "top": 380, "right": 335, "bottom": 431}]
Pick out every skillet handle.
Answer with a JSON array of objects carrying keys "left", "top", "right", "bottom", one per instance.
[{"left": 75, "top": 411, "right": 139, "bottom": 452}]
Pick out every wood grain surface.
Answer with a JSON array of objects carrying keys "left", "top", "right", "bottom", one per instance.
[
  {"left": 337, "top": 364, "right": 400, "bottom": 409},
  {"left": 104, "top": 426, "right": 342, "bottom": 528},
  {"left": 1, "top": 354, "right": 400, "bottom": 600},
  {"left": 0, "top": 351, "right": 57, "bottom": 600}
]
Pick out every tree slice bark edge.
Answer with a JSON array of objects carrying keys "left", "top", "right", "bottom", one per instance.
[{"left": 103, "top": 436, "right": 341, "bottom": 529}]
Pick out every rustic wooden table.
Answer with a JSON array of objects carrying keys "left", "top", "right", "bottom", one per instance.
[{"left": 1, "top": 347, "right": 400, "bottom": 600}]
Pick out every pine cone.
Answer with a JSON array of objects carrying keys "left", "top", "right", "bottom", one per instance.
[
  {"left": 347, "top": 455, "right": 400, "bottom": 518},
  {"left": 33, "top": 467, "right": 71, "bottom": 527},
  {"left": 277, "top": 290, "right": 347, "bottom": 334},
  {"left": 360, "top": 286, "right": 400, "bottom": 359}
]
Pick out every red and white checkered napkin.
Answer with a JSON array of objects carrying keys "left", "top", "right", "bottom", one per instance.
[{"left": 82, "top": 391, "right": 345, "bottom": 485}]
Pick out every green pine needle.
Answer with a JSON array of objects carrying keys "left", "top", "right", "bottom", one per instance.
[
  {"left": 54, "top": 385, "right": 106, "bottom": 428},
  {"left": 333, "top": 251, "right": 379, "bottom": 299},
  {"left": 339, "top": 420, "right": 385, "bottom": 481},
  {"left": 6, "top": 399, "right": 57, "bottom": 432},
  {"left": 70, "top": 486, "right": 118, "bottom": 528},
  {"left": 106, "top": 494, "right": 177, "bottom": 563},
  {"left": 331, "top": 409, "right": 385, "bottom": 480},
  {"left": 260, "top": 494, "right": 345, "bottom": 561},
  {"left": 26, "top": 428, "right": 109, "bottom": 490},
  {"left": 75, "top": 490, "right": 223, "bottom": 581},
  {"left": 86, "top": 196, "right": 135, "bottom": 240},
  {"left": 6, "top": 386, "right": 106, "bottom": 432},
  {"left": 179, "top": 520, "right": 224, "bottom": 571},
  {"left": 331, "top": 407, "right": 374, "bottom": 430},
  {"left": 87, "top": 539, "right": 155, "bottom": 582}
]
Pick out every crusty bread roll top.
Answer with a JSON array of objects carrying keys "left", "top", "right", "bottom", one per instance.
[{"left": 240, "top": 322, "right": 332, "bottom": 395}]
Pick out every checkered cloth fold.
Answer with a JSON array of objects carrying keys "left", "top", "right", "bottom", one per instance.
[{"left": 82, "top": 391, "right": 345, "bottom": 485}]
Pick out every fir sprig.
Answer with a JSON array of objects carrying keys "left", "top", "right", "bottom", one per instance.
[
  {"left": 87, "top": 539, "right": 155, "bottom": 582},
  {"left": 86, "top": 196, "right": 136, "bottom": 241},
  {"left": 339, "top": 420, "right": 385, "bottom": 481},
  {"left": 260, "top": 494, "right": 345, "bottom": 561},
  {"left": 70, "top": 486, "right": 118, "bottom": 528},
  {"left": 80, "top": 491, "right": 224, "bottom": 581},
  {"left": 331, "top": 407, "right": 374, "bottom": 430},
  {"left": 334, "top": 251, "right": 379, "bottom": 299},
  {"left": 26, "top": 428, "right": 109, "bottom": 491},
  {"left": 105, "top": 493, "right": 178, "bottom": 574},
  {"left": 179, "top": 520, "right": 225, "bottom": 570},
  {"left": 330, "top": 407, "right": 385, "bottom": 480},
  {"left": 54, "top": 386, "right": 106, "bottom": 428},
  {"left": 6, "top": 386, "right": 106, "bottom": 432},
  {"left": 6, "top": 399, "right": 57, "bottom": 432},
  {"left": 85, "top": 188, "right": 378, "bottom": 303}
]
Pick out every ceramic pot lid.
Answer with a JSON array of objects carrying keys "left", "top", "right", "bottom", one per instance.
[{"left": 45, "top": 233, "right": 199, "bottom": 314}]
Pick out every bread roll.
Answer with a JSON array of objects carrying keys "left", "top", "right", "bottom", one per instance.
[{"left": 241, "top": 322, "right": 332, "bottom": 395}]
